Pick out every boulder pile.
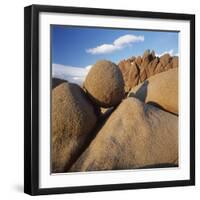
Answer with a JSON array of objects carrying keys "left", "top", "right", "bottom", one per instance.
[
  {"left": 70, "top": 98, "right": 178, "bottom": 172},
  {"left": 52, "top": 50, "right": 179, "bottom": 173}
]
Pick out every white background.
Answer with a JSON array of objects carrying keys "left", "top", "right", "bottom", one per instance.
[
  {"left": 0, "top": 0, "right": 199, "bottom": 199},
  {"left": 39, "top": 12, "right": 190, "bottom": 188}
]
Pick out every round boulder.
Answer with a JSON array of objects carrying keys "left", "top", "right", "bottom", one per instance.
[
  {"left": 84, "top": 60, "right": 125, "bottom": 108},
  {"left": 52, "top": 82, "right": 98, "bottom": 173}
]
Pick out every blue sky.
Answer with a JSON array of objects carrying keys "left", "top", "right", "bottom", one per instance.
[{"left": 51, "top": 25, "right": 178, "bottom": 84}]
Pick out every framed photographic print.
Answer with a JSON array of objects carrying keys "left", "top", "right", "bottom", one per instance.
[{"left": 24, "top": 4, "right": 195, "bottom": 195}]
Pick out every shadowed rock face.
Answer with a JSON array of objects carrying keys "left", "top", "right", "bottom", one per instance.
[
  {"left": 52, "top": 78, "right": 67, "bottom": 89},
  {"left": 69, "top": 98, "right": 178, "bottom": 172},
  {"left": 52, "top": 82, "right": 98, "bottom": 173},
  {"left": 84, "top": 60, "right": 125, "bottom": 108},
  {"left": 118, "top": 50, "right": 178, "bottom": 92},
  {"left": 128, "top": 68, "right": 178, "bottom": 115}
]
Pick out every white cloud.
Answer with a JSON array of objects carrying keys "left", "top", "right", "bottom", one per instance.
[
  {"left": 156, "top": 49, "right": 176, "bottom": 57},
  {"left": 52, "top": 63, "right": 92, "bottom": 85},
  {"left": 114, "top": 34, "right": 144, "bottom": 46},
  {"left": 85, "top": 65, "right": 92, "bottom": 71},
  {"left": 86, "top": 34, "right": 144, "bottom": 55}
]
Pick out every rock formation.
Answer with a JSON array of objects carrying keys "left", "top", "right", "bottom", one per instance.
[
  {"left": 128, "top": 68, "right": 178, "bottom": 115},
  {"left": 84, "top": 60, "right": 125, "bottom": 108},
  {"left": 52, "top": 82, "right": 98, "bottom": 172},
  {"left": 51, "top": 51, "right": 179, "bottom": 173},
  {"left": 70, "top": 98, "right": 178, "bottom": 172},
  {"left": 118, "top": 50, "right": 178, "bottom": 92}
]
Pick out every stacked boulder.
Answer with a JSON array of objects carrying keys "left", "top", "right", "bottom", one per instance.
[
  {"left": 84, "top": 60, "right": 125, "bottom": 108},
  {"left": 52, "top": 51, "right": 179, "bottom": 173},
  {"left": 52, "top": 60, "right": 125, "bottom": 172}
]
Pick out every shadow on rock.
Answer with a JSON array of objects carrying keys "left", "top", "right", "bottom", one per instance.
[{"left": 129, "top": 80, "right": 149, "bottom": 102}]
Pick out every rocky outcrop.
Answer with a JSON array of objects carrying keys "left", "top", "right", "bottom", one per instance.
[
  {"left": 128, "top": 68, "right": 178, "bottom": 115},
  {"left": 84, "top": 60, "right": 125, "bottom": 108},
  {"left": 119, "top": 60, "right": 140, "bottom": 92},
  {"left": 70, "top": 98, "right": 178, "bottom": 172},
  {"left": 52, "top": 82, "right": 98, "bottom": 172},
  {"left": 118, "top": 50, "right": 178, "bottom": 92}
]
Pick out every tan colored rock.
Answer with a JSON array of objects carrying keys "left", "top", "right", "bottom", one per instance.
[
  {"left": 84, "top": 60, "right": 125, "bottom": 108},
  {"left": 70, "top": 98, "right": 178, "bottom": 172},
  {"left": 139, "top": 50, "right": 155, "bottom": 82},
  {"left": 172, "top": 56, "right": 178, "bottom": 68},
  {"left": 127, "top": 62, "right": 140, "bottom": 88},
  {"left": 135, "top": 56, "right": 142, "bottom": 66},
  {"left": 143, "top": 50, "right": 155, "bottom": 63},
  {"left": 142, "top": 49, "right": 151, "bottom": 61},
  {"left": 52, "top": 82, "right": 98, "bottom": 172},
  {"left": 129, "top": 56, "right": 136, "bottom": 62},
  {"left": 118, "top": 51, "right": 178, "bottom": 92},
  {"left": 154, "top": 54, "right": 172, "bottom": 74},
  {"left": 160, "top": 53, "right": 171, "bottom": 66},
  {"left": 119, "top": 59, "right": 140, "bottom": 92},
  {"left": 128, "top": 68, "right": 178, "bottom": 114},
  {"left": 139, "top": 64, "right": 147, "bottom": 82},
  {"left": 146, "top": 57, "right": 159, "bottom": 76},
  {"left": 118, "top": 60, "right": 132, "bottom": 92}
]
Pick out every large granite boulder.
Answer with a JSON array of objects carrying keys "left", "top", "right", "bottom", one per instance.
[
  {"left": 84, "top": 60, "right": 125, "bottom": 108},
  {"left": 128, "top": 68, "right": 178, "bottom": 114},
  {"left": 52, "top": 82, "right": 98, "bottom": 172},
  {"left": 70, "top": 98, "right": 178, "bottom": 172}
]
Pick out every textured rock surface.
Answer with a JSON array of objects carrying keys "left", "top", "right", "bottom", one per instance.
[
  {"left": 172, "top": 56, "right": 178, "bottom": 68},
  {"left": 52, "top": 82, "right": 98, "bottom": 172},
  {"left": 70, "top": 98, "right": 178, "bottom": 172},
  {"left": 84, "top": 60, "right": 125, "bottom": 107},
  {"left": 118, "top": 50, "right": 178, "bottom": 92},
  {"left": 128, "top": 68, "right": 178, "bottom": 114}
]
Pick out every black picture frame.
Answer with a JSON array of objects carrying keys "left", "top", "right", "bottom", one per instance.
[{"left": 24, "top": 4, "right": 195, "bottom": 196}]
